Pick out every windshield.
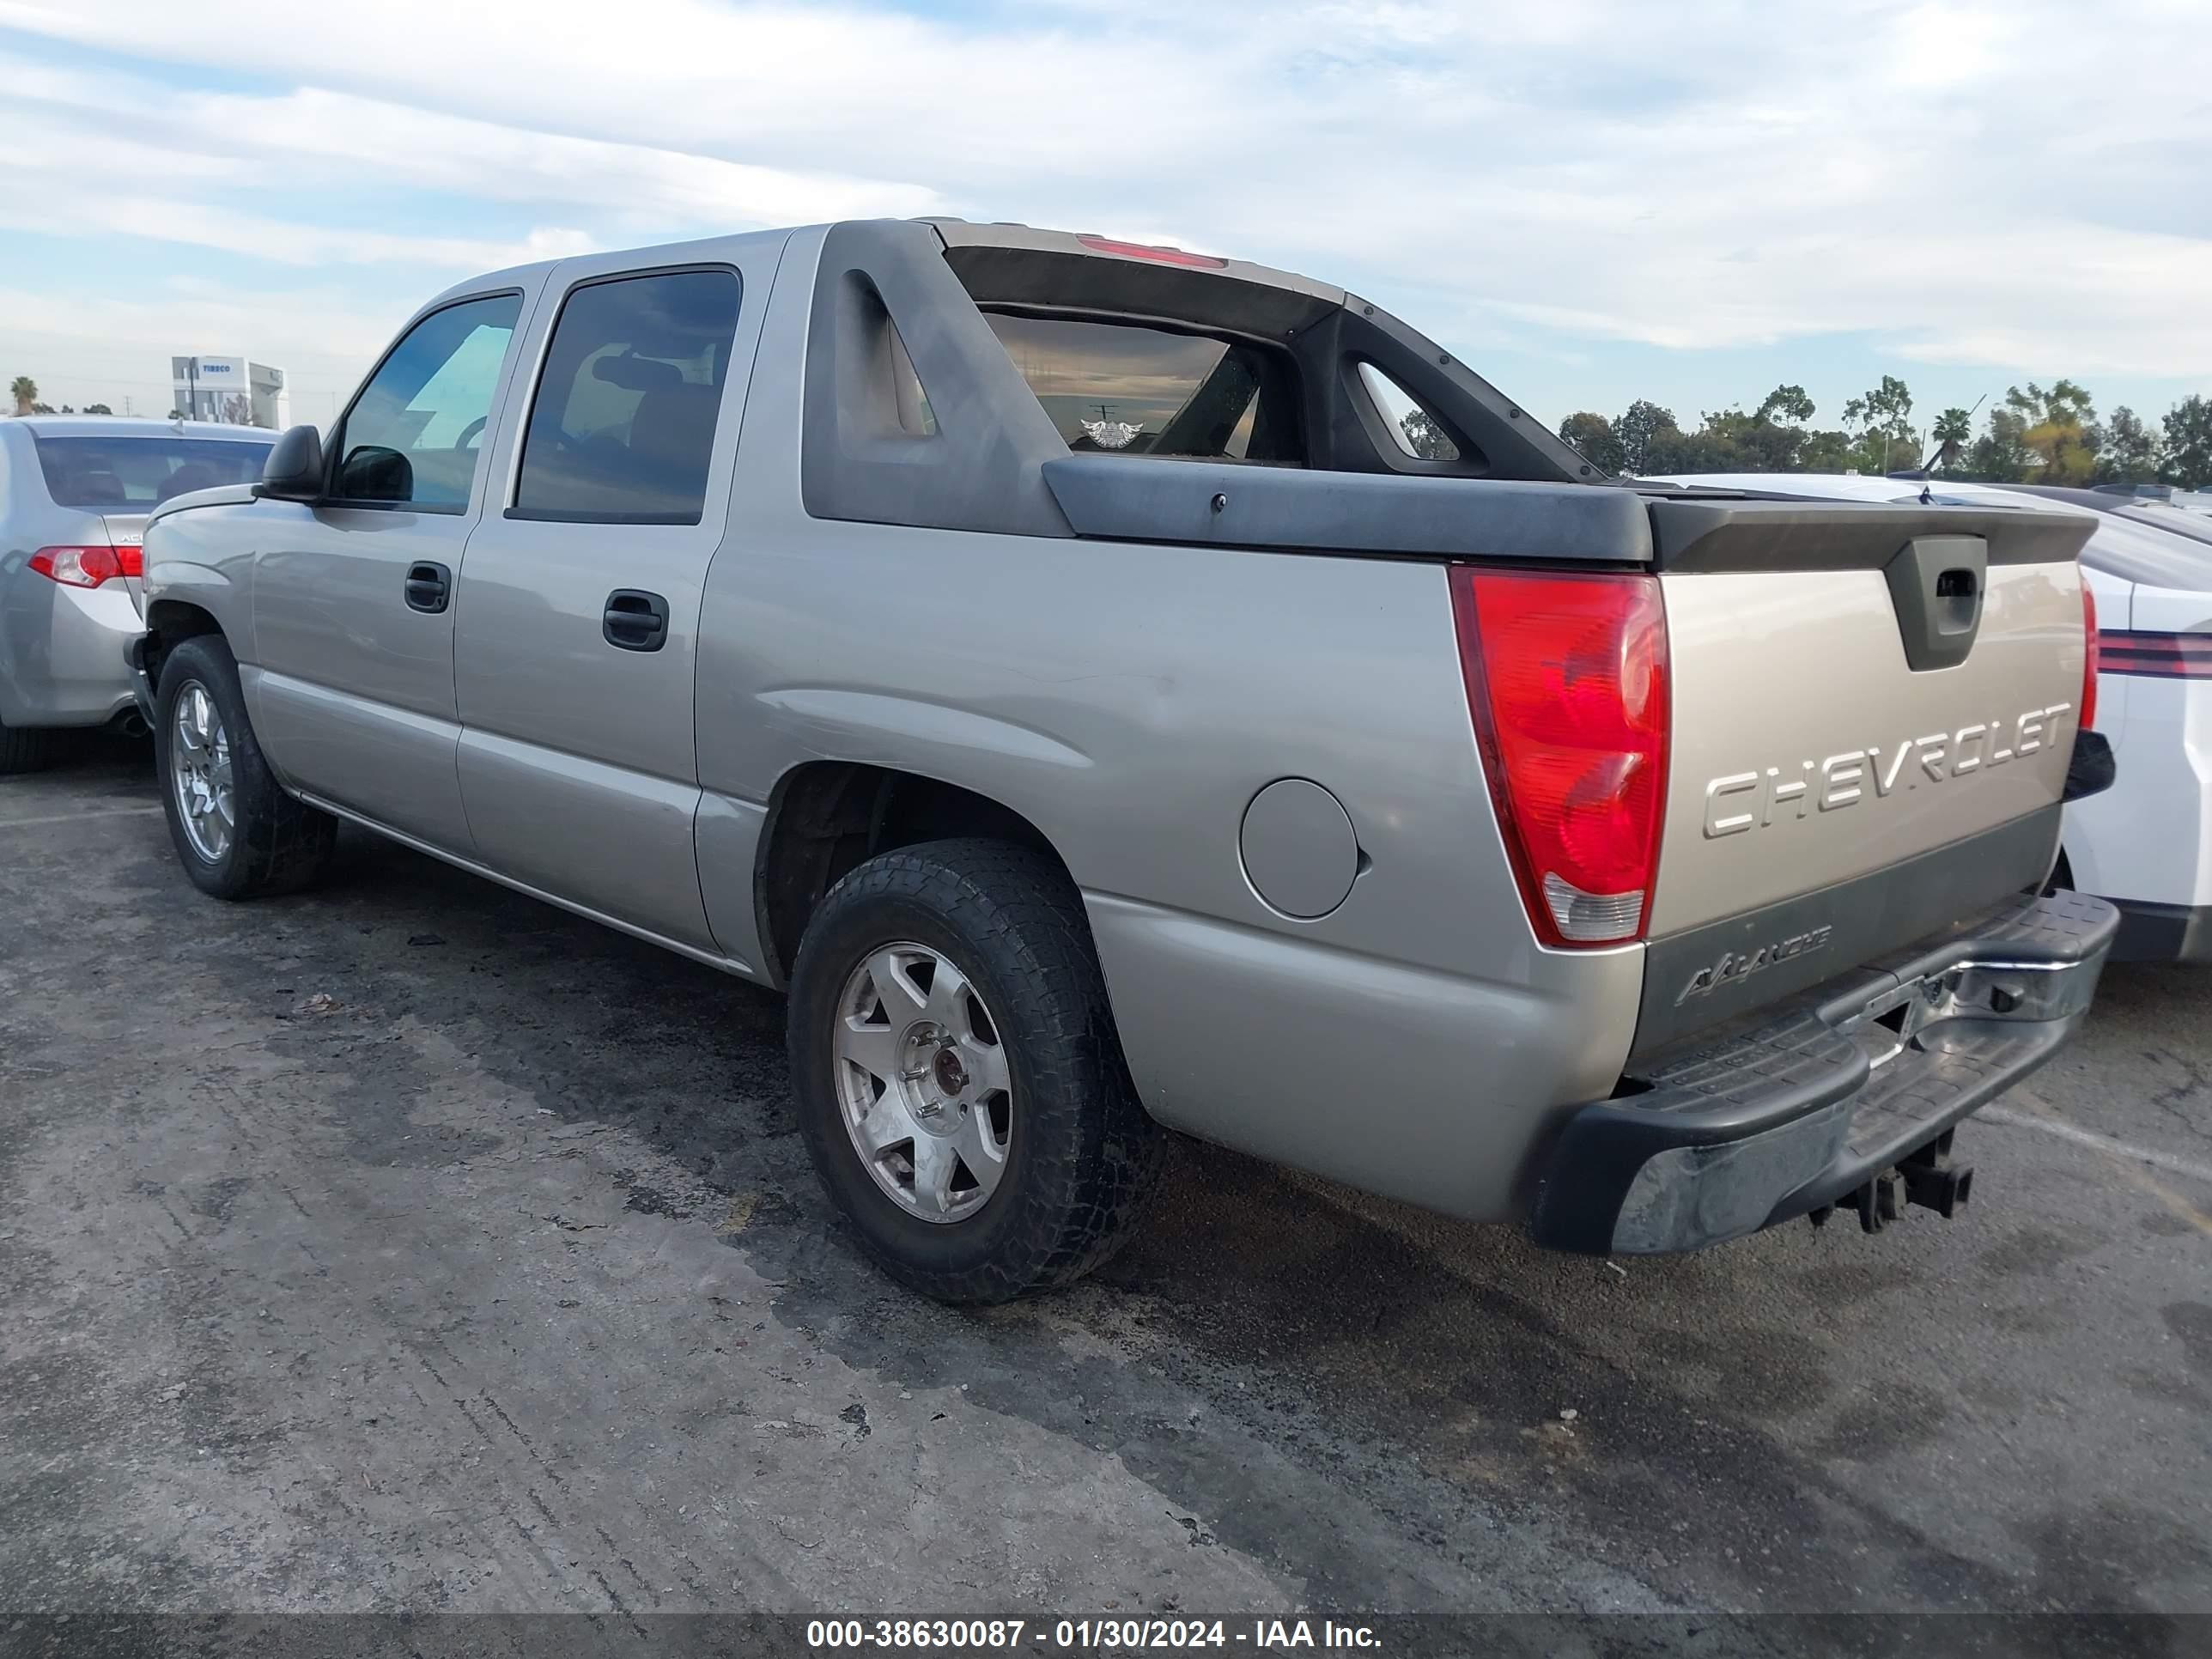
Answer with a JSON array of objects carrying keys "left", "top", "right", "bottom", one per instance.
[
  {"left": 32, "top": 434, "right": 273, "bottom": 508},
  {"left": 2112, "top": 503, "right": 2212, "bottom": 547},
  {"left": 2075, "top": 513, "right": 2212, "bottom": 590}
]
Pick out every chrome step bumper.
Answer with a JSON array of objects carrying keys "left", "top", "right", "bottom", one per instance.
[{"left": 1528, "top": 890, "right": 2118, "bottom": 1255}]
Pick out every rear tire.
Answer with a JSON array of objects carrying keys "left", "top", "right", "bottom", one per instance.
[
  {"left": 0, "top": 714, "right": 60, "bottom": 775},
  {"left": 787, "top": 839, "right": 1165, "bottom": 1303},
  {"left": 155, "top": 635, "right": 337, "bottom": 900}
]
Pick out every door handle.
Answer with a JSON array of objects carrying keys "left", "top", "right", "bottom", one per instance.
[
  {"left": 603, "top": 589, "right": 670, "bottom": 652},
  {"left": 403, "top": 561, "right": 452, "bottom": 615}
]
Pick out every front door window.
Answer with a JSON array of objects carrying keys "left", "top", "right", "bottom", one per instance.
[{"left": 332, "top": 292, "right": 524, "bottom": 510}]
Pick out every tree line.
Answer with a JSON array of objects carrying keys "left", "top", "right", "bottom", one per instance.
[
  {"left": 16, "top": 362, "right": 2212, "bottom": 489},
  {"left": 10, "top": 375, "right": 114, "bottom": 416},
  {"left": 1557, "top": 379, "right": 2212, "bottom": 488}
]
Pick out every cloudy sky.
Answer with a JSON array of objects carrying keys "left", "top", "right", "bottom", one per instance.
[{"left": 3, "top": 0, "right": 2207, "bottom": 438}]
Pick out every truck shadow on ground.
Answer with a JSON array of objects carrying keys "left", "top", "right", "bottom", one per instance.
[{"left": 125, "top": 810, "right": 2211, "bottom": 1619}]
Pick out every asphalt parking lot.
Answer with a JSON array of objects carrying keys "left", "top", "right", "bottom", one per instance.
[{"left": 4, "top": 739, "right": 2209, "bottom": 1621}]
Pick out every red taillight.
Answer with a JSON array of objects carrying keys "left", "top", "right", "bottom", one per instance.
[
  {"left": 2098, "top": 629, "right": 2212, "bottom": 678},
  {"left": 2079, "top": 583, "right": 2099, "bottom": 730},
  {"left": 1450, "top": 568, "right": 1670, "bottom": 947},
  {"left": 1075, "top": 234, "right": 1228, "bottom": 269},
  {"left": 28, "top": 545, "right": 131, "bottom": 588},
  {"left": 116, "top": 544, "right": 143, "bottom": 578}
]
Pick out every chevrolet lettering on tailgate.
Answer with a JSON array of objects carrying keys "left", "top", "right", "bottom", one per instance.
[{"left": 1702, "top": 703, "right": 2075, "bottom": 840}]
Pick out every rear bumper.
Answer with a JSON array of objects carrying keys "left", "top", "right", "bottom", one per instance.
[
  {"left": 2111, "top": 898, "right": 2212, "bottom": 963},
  {"left": 1528, "top": 890, "right": 2118, "bottom": 1255},
  {"left": 0, "top": 574, "right": 141, "bottom": 728}
]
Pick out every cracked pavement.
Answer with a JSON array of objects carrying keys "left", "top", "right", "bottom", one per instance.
[{"left": 3, "top": 742, "right": 2209, "bottom": 1621}]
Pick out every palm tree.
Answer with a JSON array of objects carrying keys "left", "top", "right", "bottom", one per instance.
[
  {"left": 1929, "top": 405, "right": 1977, "bottom": 475},
  {"left": 9, "top": 376, "right": 36, "bottom": 417}
]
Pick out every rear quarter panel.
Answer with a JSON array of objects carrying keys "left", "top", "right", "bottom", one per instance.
[
  {"left": 2066, "top": 580, "right": 2212, "bottom": 908},
  {"left": 2, "top": 462, "right": 131, "bottom": 723}
]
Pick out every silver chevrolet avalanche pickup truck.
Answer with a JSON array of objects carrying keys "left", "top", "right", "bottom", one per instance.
[{"left": 135, "top": 219, "right": 2119, "bottom": 1300}]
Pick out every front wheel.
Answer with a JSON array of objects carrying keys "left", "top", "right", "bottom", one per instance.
[
  {"left": 787, "top": 839, "right": 1165, "bottom": 1303},
  {"left": 155, "top": 635, "right": 337, "bottom": 900}
]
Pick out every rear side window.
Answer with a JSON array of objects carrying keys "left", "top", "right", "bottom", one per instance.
[
  {"left": 31, "top": 435, "right": 273, "bottom": 507},
  {"left": 335, "top": 292, "right": 523, "bottom": 510},
  {"left": 512, "top": 269, "right": 743, "bottom": 526},
  {"left": 981, "top": 313, "right": 1302, "bottom": 464},
  {"left": 1358, "top": 362, "right": 1459, "bottom": 461}
]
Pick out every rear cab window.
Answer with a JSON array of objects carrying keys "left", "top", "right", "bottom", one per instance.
[
  {"left": 31, "top": 434, "right": 273, "bottom": 507},
  {"left": 981, "top": 312, "right": 1303, "bottom": 464},
  {"left": 1358, "top": 362, "right": 1459, "bottom": 461},
  {"left": 509, "top": 267, "right": 744, "bottom": 526}
]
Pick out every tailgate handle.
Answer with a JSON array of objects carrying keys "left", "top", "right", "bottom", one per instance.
[{"left": 1884, "top": 536, "right": 1987, "bottom": 672}]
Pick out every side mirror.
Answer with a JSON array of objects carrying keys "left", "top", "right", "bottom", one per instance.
[
  {"left": 254, "top": 424, "right": 325, "bottom": 501},
  {"left": 334, "top": 446, "right": 413, "bottom": 503}
]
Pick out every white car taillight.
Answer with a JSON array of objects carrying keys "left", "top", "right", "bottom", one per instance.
[{"left": 29, "top": 544, "right": 142, "bottom": 588}]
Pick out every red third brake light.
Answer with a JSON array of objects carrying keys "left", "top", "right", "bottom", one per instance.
[
  {"left": 1450, "top": 568, "right": 1670, "bottom": 947},
  {"left": 1075, "top": 234, "right": 1229, "bottom": 269},
  {"left": 28, "top": 545, "right": 137, "bottom": 588},
  {"left": 2079, "top": 581, "right": 2099, "bottom": 732}
]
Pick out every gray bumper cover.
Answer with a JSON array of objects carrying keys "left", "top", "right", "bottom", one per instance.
[{"left": 1529, "top": 890, "right": 2118, "bottom": 1255}]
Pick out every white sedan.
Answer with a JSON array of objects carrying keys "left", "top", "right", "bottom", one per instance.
[{"left": 1655, "top": 472, "right": 2212, "bottom": 962}]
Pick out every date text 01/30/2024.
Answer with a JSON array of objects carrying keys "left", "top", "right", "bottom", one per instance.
[{"left": 806, "top": 1620, "right": 1383, "bottom": 1650}]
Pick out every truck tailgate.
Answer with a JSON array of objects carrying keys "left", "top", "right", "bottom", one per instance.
[{"left": 1637, "top": 498, "right": 2096, "bottom": 1049}]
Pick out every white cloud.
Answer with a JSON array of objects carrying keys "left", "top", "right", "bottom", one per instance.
[
  {"left": 0, "top": 179, "right": 599, "bottom": 272},
  {"left": 0, "top": 48, "right": 942, "bottom": 238},
  {"left": 221, "top": 88, "right": 944, "bottom": 228},
  {"left": 0, "top": 0, "right": 2206, "bottom": 413}
]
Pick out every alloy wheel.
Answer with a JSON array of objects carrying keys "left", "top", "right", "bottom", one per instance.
[
  {"left": 169, "top": 681, "right": 234, "bottom": 865},
  {"left": 833, "top": 942, "right": 1013, "bottom": 1222}
]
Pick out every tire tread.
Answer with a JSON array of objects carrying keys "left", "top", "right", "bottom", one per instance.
[
  {"left": 0, "top": 717, "right": 60, "bottom": 775},
  {"left": 157, "top": 635, "right": 337, "bottom": 900},
  {"left": 790, "top": 839, "right": 1164, "bottom": 1303}
]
